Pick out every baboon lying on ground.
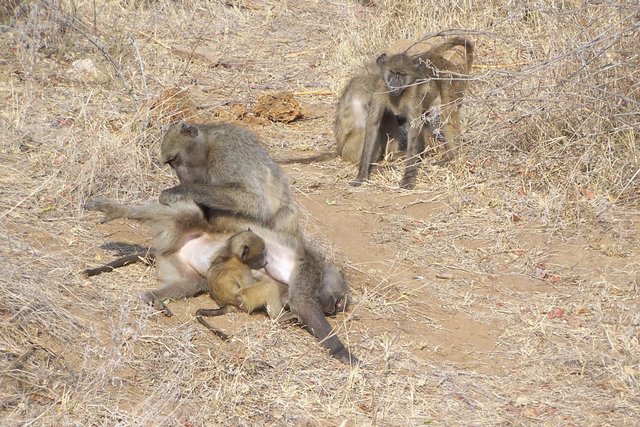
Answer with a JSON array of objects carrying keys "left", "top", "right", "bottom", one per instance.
[
  {"left": 334, "top": 37, "right": 474, "bottom": 189},
  {"left": 85, "top": 198, "right": 354, "bottom": 362}
]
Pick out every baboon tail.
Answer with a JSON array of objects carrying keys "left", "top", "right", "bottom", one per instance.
[
  {"left": 83, "top": 250, "right": 155, "bottom": 277},
  {"left": 276, "top": 151, "right": 337, "bottom": 164},
  {"left": 432, "top": 36, "right": 474, "bottom": 69}
]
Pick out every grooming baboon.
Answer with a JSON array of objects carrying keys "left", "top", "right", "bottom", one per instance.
[
  {"left": 159, "top": 122, "right": 300, "bottom": 236},
  {"left": 336, "top": 37, "right": 474, "bottom": 189},
  {"left": 87, "top": 121, "right": 357, "bottom": 364}
]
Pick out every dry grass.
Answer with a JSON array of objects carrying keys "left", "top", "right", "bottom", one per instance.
[{"left": 1, "top": 0, "right": 639, "bottom": 425}]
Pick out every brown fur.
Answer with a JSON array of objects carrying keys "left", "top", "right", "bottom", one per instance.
[
  {"left": 205, "top": 231, "right": 288, "bottom": 319},
  {"left": 195, "top": 230, "right": 289, "bottom": 339}
]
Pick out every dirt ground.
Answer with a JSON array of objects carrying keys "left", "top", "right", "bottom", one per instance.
[{"left": 1, "top": 1, "right": 639, "bottom": 426}]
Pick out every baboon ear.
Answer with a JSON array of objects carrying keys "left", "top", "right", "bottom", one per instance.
[
  {"left": 376, "top": 53, "right": 388, "bottom": 66},
  {"left": 180, "top": 123, "right": 199, "bottom": 138},
  {"left": 241, "top": 245, "right": 250, "bottom": 260}
]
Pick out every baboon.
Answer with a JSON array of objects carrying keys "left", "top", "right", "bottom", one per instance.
[
  {"left": 201, "top": 230, "right": 289, "bottom": 320},
  {"left": 337, "top": 37, "right": 474, "bottom": 189},
  {"left": 195, "top": 230, "right": 289, "bottom": 340},
  {"left": 86, "top": 121, "right": 358, "bottom": 364},
  {"left": 159, "top": 122, "right": 300, "bottom": 236},
  {"left": 334, "top": 71, "right": 405, "bottom": 164}
]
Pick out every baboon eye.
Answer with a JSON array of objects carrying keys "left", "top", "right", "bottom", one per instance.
[
  {"left": 165, "top": 154, "right": 178, "bottom": 165},
  {"left": 241, "top": 245, "right": 250, "bottom": 260}
]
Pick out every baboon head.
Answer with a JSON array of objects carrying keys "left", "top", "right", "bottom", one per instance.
[
  {"left": 319, "top": 264, "right": 348, "bottom": 316},
  {"left": 229, "top": 230, "right": 267, "bottom": 270},
  {"left": 376, "top": 53, "right": 421, "bottom": 97},
  {"left": 160, "top": 122, "right": 209, "bottom": 184}
]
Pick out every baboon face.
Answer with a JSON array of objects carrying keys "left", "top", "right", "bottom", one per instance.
[
  {"left": 319, "top": 264, "right": 348, "bottom": 315},
  {"left": 376, "top": 53, "right": 420, "bottom": 97},
  {"left": 230, "top": 231, "right": 267, "bottom": 270},
  {"left": 161, "top": 122, "right": 209, "bottom": 184}
]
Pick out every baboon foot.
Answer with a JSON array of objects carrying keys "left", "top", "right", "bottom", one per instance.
[
  {"left": 399, "top": 176, "right": 417, "bottom": 190},
  {"left": 349, "top": 177, "right": 367, "bottom": 187},
  {"left": 139, "top": 291, "right": 173, "bottom": 316}
]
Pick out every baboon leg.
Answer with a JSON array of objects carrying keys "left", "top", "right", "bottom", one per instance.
[
  {"left": 83, "top": 251, "right": 155, "bottom": 277},
  {"left": 240, "top": 279, "right": 287, "bottom": 319},
  {"left": 196, "top": 307, "right": 234, "bottom": 317},
  {"left": 352, "top": 102, "right": 386, "bottom": 185},
  {"left": 84, "top": 199, "right": 179, "bottom": 224},
  {"left": 399, "top": 123, "right": 427, "bottom": 190},
  {"left": 139, "top": 276, "right": 208, "bottom": 317},
  {"left": 439, "top": 94, "right": 463, "bottom": 163},
  {"left": 289, "top": 295, "right": 357, "bottom": 365},
  {"left": 288, "top": 253, "right": 359, "bottom": 365},
  {"left": 337, "top": 129, "right": 365, "bottom": 164}
]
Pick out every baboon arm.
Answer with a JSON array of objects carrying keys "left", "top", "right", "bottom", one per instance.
[
  {"left": 353, "top": 101, "right": 386, "bottom": 185},
  {"left": 290, "top": 298, "right": 358, "bottom": 365},
  {"left": 160, "top": 183, "right": 273, "bottom": 225},
  {"left": 83, "top": 250, "right": 155, "bottom": 277},
  {"left": 160, "top": 183, "right": 238, "bottom": 210}
]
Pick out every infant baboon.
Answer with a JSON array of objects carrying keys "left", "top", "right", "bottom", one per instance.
[
  {"left": 195, "top": 230, "right": 289, "bottom": 339},
  {"left": 202, "top": 230, "right": 288, "bottom": 319},
  {"left": 335, "top": 37, "right": 474, "bottom": 189}
]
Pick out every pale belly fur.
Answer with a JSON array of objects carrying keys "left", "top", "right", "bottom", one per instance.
[{"left": 176, "top": 231, "right": 296, "bottom": 284}]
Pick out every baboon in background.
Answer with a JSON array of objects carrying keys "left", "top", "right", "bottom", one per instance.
[
  {"left": 335, "top": 70, "right": 405, "bottom": 164},
  {"left": 86, "top": 121, "right": 358, "bottom": 364},
  {"left": 335, "top": 37, "right": 474, "bottom": 189}
]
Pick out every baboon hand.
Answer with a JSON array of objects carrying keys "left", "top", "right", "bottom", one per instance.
[
  {"left": 83, "top": 198, "right": 120, "bottom": 223},
  {"left": 159, "top": 187, "right": 188, "bottom": 205},
  {"left": 139, "top": 291, "right": 173, "bottom": 316}
]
